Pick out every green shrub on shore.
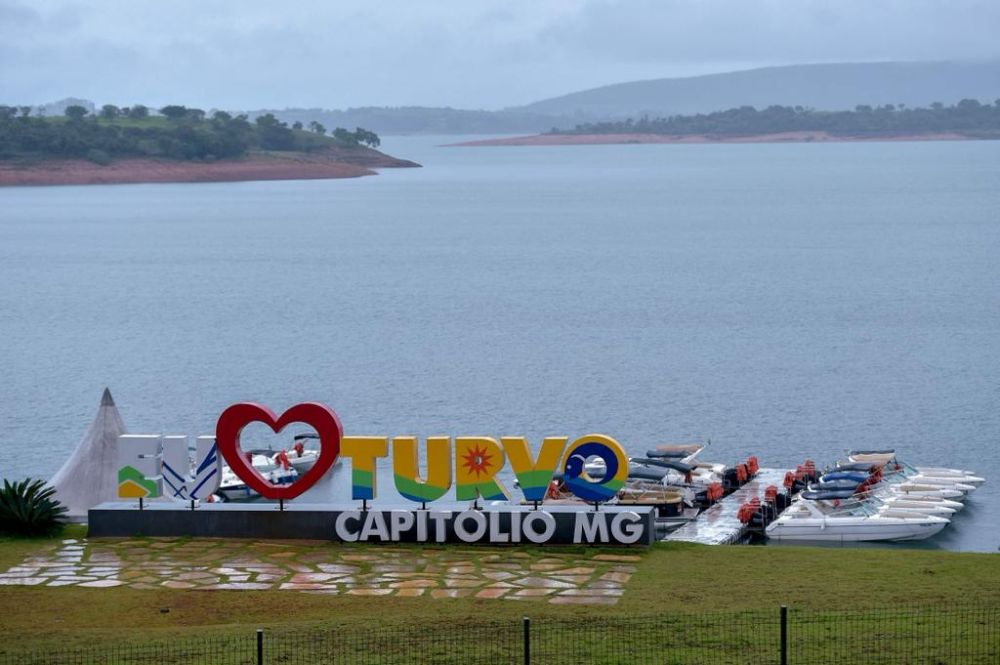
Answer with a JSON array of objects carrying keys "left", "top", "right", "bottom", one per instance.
[{"left": 0, "top": 478, "right": 67, "bottom": 537}]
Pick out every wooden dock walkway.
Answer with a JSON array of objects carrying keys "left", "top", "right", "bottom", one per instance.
[{"left": 664, "top": 467, "right": 790, "bottom": 545}]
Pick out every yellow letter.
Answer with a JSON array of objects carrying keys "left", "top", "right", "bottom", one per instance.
[
  {"left": 341, "top": 436, "right": 388, "bottom": 500},
  {"left": 392, "top": 436, "right": 452, "bottom": 504},
  {"left": 501, "top": 436, "right": 567, "bottom": 502},
  {"left": 454, "top": 436, "right": 510, "bottom": 501}
]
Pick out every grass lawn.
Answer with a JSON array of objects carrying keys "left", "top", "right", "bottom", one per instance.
[{"left": 0, "top": 527, "right": 997, "bottom": 663}]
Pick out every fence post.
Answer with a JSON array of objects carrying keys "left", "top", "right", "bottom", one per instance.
[
  {"left": 779, "top": 606, "right": 787, "bottom": 665},
  {"left": 257, "top": 628, "right": 264, "bottom": 665},
  {"left": 523, "top": 616, "right": 530, "bottom": 665}
]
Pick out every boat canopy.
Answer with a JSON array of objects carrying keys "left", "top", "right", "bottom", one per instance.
[
  {"left": 294, "top": 433, "right": 320, "bottom": 440},
  {"left": 627, "top": 466, "right": 668, "bottom": 482},
  {"left": 247, "top": 448, "right": 284, "bottom": 456},
  {"left": 849, "top": 449, "right": 895, "bottom": 455},
  {"left": 833, "top": 462, "right": 882, "bottom": 472},
  {"left": 645, "top": 449, "right": 688, "bottom": 459},
  {"left": 810, "top": 479, "right": 862, "bottom": 491},
  {"left": 821, "top": 472, "right": 869, "bottom": 483},
  {"left": 631, "top": 458, "right": 696, "bottom": 473},
  {"left": 801, "top": 488, "right": 857, "bottom": 501}
]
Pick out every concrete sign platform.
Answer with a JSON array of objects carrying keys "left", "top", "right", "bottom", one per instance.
[{"left": 88, "top": 502, "right": 656, "bottom": 546}]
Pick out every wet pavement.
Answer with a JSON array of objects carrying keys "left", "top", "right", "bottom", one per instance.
[{"left": 0, "top": 538, "right": 639, "bottom": 604}]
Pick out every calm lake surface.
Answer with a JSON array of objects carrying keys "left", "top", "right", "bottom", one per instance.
[{"left": 1, "top": 136, "right": 997, "bottom": 551}]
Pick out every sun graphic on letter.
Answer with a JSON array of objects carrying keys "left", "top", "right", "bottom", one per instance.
[{"left": 461, "top": 445, "right": 493, "bottom": 477}]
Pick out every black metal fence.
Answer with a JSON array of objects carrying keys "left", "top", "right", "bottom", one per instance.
[{"left": 2, "top": 605, "right": 996, "bottom": 664}]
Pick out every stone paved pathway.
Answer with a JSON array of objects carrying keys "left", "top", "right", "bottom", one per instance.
[{"left": 0, "top": 538, "right": 640, "bottom": 605}]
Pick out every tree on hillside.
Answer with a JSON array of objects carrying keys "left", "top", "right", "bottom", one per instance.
[
  {"left": 355, "top": 127, "right": 380, "bottom": 147},
  {"left": 332, "top": 127, "right": 356, "bottom": 145},
  {"left": 99, "top": 105, "right": 121, "bottom": 119},
  {"left": 160, "top": 105, "right": 188, "bottom": 119},
  {"left": 186, "top": 108, "right": 206, "bottom": 121},
  {"left": 255, "top": 113, "right": 295, "bottom": 150},
  {"left": 64, "top": 105, "right": 89, "bottom": 121},
  {"left": 308, "top": 121, "right": 326, "bottom": 134},
  {"left": 128, "top": 105, "right": 149, "bottom": 119},
  {"left": 292, "top": 121, "right": 303, "bottom": 130}
]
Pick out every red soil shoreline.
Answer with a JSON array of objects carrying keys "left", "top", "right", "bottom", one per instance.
[
  {"left": 0, "top": 147, "right": 419, "bottom": 187},
  {"left": 449, "top": 131, "right": 976, "bottom": 147}
]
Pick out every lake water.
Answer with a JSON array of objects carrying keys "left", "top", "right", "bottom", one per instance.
[{"left": 1, "top": 136, "right": 997, "bottom": 552}]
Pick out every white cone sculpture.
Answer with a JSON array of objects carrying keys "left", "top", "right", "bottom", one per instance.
[{"left": 49, "top": 388, "right": 127, "bottom": 519}]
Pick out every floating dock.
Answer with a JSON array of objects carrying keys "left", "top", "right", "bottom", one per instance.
[{"left": 665, "top": 467, "right": 790, "bottom": 545}]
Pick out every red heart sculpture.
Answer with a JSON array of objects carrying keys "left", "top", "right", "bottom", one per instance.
[{"left": 216, "top": 402, "right": 342, "bottom": 500}]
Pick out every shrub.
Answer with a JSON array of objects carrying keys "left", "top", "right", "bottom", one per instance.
[
  {"left": 85, "top": 148, "right": 112, "bottom": 166},
  {"left": 0, "top": 478, "right": 68, "bottom": 537}
]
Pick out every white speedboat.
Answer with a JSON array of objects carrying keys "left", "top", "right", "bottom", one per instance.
[
  {"left": 886, "top": 483, "right": 966, "bottom": 501},
  {"left": 822, "top": 469, "right": 974, "bottom": 497},
  {"left": 766, "top": 496, "right": 949, "bottom": 542},
  {"left": 650, "top": 443, "right": 706, "bottom": 464},
  {"left": 287, "top": 434, "right": 323, "bottom": 473},
  {"left": 848, "top": 450, "right": 984, "bottom": 487},
  {"left": 866, "top": 495, "right": 957, "bottom": 517},
  {"left": 217, "top": 452, "right": 299, "bottom": 502},
  {"left": 803, "top": 488, "right": 957, "bottom": 518},
  {"left": 615, "top": 485, "right": 701, "bottom": 536},
  {"left": 880, "top": 474, "right": 969, "bottom": 500},
  {"left": 877, "top": 493, "right": 964, "bottom": 512},
  {"left": 587, "top": 443, "right": 712, "bottom": 481}
]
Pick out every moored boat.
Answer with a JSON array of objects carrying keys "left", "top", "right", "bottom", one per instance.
[{"left": 765, "top": 494, "right": 949, "bottom": 542}]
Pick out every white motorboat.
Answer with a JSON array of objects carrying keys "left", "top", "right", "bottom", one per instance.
[
  {"left": 880, "top": 474, "right": 969, "bottom": 500},
  {"left": 651, "top": 443, "right": 706, "bottom": 464},
  {"left": 287, "top": 434, "right": 323, "bottom": 473},
  {"left": 808, "top": 486, "right": 957, "bottom": 517},
  {"left": 865, "top": 495, "right": 957, "bottom": 517},
  {"left": 586, "top": 443, "right": 712, "bottom": 481},
  {"left": 848, "top": 451, "right": 984, "bottom": 487},
  {"left": 766, "top": 496, "right": 949, "bottom": 542},
  {"left": 887, "top": 483, "right": 965, "bottom": 500},
  {"left": 879, "top": 493, "right": 964, "bottom": 512},
  {"left": 217, "top": 452, "right": 299, "bottom": 502},
  {"left": 615, "top": 485, "right": 701, "bottom": 536}
]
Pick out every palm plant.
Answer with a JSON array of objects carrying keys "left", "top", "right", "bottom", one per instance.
[{"left": 0, "top": 478, "right": 68, "bottom": 536}]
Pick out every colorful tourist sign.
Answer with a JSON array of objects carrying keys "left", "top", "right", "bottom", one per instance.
[{"left": 108, "top": 402, "right": 653, "bottom": 545}]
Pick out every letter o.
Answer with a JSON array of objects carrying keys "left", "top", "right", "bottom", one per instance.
[
  {"left": 561, "top": 434, "right": 629, "bottom": 503},
  {"left": 522, "top": 511, "right": 557, "bottom": 544},
  {"left": 453, "top": 510, "right": 488, "bottom": 542}
]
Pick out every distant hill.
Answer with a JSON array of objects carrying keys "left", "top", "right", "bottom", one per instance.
[
  {"left": 514, "top": 61, "right": 1000, "bottom": 118},
  {"left": 29, "top": 61, "right": 1000, "bottom": 136}
]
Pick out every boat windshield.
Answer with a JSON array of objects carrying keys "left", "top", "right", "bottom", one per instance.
[
  {"left": 843, "top": 501, "right": 878, "bottom": 517},
  {"left": 252, "top": 455, "right": 278, "bottom": 472}
]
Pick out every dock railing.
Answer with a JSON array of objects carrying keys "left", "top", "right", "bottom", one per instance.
[{"left": 1, "top": 604, "right": 996, "bottom": 664}]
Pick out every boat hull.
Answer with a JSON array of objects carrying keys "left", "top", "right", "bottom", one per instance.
[{"left": 766, "top": 518, "right": 947, "bottom": 542}]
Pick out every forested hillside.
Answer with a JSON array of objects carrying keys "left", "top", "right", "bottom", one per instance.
[
  {"left": 557, "top": 99, "right": 1000, "bottom": 137},
  {"left": 0, "top": 104, "right": 380, "bottom": 164}
]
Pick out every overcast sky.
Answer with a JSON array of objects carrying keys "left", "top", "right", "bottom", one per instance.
[{"left": 2, "top": 0, "right": 999, "bottom": 110}]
